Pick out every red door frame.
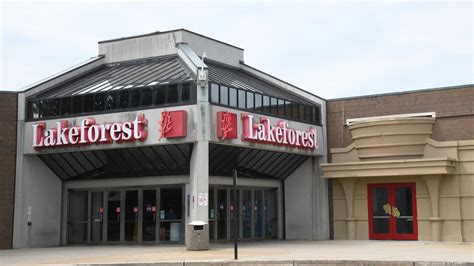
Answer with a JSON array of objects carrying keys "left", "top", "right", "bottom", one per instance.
[{"left": 367, "top": 182, "right": 418, "bottom": 240}]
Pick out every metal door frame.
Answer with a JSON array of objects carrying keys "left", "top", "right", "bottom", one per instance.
[{"left": 368, "top": 182, "right": 418, "bottom": 240}]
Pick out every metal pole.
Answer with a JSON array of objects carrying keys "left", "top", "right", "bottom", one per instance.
[{"left": 232, "top": 169, "right": 238, "bottom": 260}]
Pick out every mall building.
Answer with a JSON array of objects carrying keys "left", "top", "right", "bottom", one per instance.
[{"left": 0, "top": 29, "right": 472, "bottom": 249}]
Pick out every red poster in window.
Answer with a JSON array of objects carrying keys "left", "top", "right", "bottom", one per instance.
[
  {"left": 217, "top": 111, "right": 237, "bottom": 139},
  {"left": 159, "top": 110, "right": 187, "bottom": 139}
]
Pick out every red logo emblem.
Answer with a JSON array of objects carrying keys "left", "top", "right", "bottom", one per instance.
[
  {"left": 159, "top": 110, "right": 187, "bottom": 139},
  {"left": 217, "top": 111, "right": 237, "bottom": 140}
]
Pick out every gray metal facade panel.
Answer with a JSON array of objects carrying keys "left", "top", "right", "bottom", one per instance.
[
  {"left": 207, "top": 61, "right": 313, "bottom": 105},
  {"left": 35, "top": 56, "right": 193, "bottom": 99}
]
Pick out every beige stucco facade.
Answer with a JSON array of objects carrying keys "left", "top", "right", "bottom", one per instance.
[{"left": 321, "top": 113, "right": 474, "bottom": 242}]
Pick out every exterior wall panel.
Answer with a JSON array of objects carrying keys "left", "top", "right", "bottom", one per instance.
[
  {"left": 0, "top": 92, "right": 17, "bottom": 249},
  {"left": 327, "top": 85, "right": 474, "bottom": 150},
  {"left": 325, "top": 85, "right": 474, "bottom": 242}
]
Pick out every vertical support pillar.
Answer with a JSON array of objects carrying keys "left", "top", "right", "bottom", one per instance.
[
  {"left": 423, "top": 175, "right": 443, "bottom": 241},
  {"left": 185, "top": 60, "right": 210, "bottom": 250},
  {"left": 340, "top": 178, "right": 356, "bottom": 240},
  {"left": 312, "top": 157, "right": 330, "bottom": 240}
]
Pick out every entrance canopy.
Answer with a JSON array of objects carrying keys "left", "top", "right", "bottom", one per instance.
[
  {"left": 209, "top": 144, "right": 310, "bottom": 180},
  {"left": 39, "top": 144, "right": 193, "bottom": 180}
]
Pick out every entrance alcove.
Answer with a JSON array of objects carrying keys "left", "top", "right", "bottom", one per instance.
[{"left": 321, "top": 113, "right": 466, "bottom": 241}]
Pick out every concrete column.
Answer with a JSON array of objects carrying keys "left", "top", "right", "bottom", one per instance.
[
  {"left": 185, "top": 65, "right": 210, "bottom": 249},
  {"left": 340, "top": 178, "right": 356, "bottom": 240},
  {"left": 312, "top": 157, "right": 330, "bottom": 240},
  {"left": 188, "top": 141, "right": 209, "bottom": 223},
  {"left": 423, "top": 175, "right": 443, "bottom": 241}
]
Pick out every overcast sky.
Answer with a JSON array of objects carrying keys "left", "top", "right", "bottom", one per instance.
[{"left": 1, "top": 1, "right": 472, "bottom": 99}]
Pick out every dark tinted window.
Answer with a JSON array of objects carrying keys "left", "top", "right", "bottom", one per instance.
[
  {"left": 155, "top": 85, "right": 166, "bottom": 105},
  {"left": 131, "top": 90, "right": 140, "bottom": 108},
  {"left": 168, "top": 84, "right": 178, "bottom": 103},
  {"left": 304, "top": 105, "right": 313, "bottom": 122},
  {"left": 284, "top": 101, "right": 292, "bottom": 117},
  {"left": 263, "top": 95, "right": 270, "bottom": 112},
  {"left": 238, "top": 89, "right": 246, "bottom": 109},
  {"left": 40, "top": 99, "right": 55, "bottom": 117},
  {"left": 39, "top": 99, "right": 48, "bottom": 117},
  {"left": 118, "top": 90, "right": 130, "bottom": 109},
  {"left": 94, "top": 93, "right": 106, "bottom": 111},
  {"left": 255, "top": 93, "right": 262, "bottom": 110},
  {"left": 278, "top": 99, "right": 285, "bottom": 116},
  {"left": 220, "top": 85, "right": 228, "bottom": 105},
  {"left": 105, "top": 92, "right": 117, "bottom": 110},
  {"left": 61, "top": 97, "right": 72, "bottom": 115},
  {"left": 229, "top": 87, "right": 237, "bottom": 107},
  {"left": 246, "top": 91, "right": 254, "bottom": 109},
  {"left": 270, "top": 97, "right": 278, "bottom": 115},
  {"left": 29, "top": 100, "right": 40, "bottom": 119},
  {"left": 181, "top": 83, "right": 191, "bottom": 102},
  {"left": 72, "top": 96, "right": 82, "bottom": 114},
  {"left": 211, "top": 83, "right": 219, "bottom": 103},
  {"left": 83, "top": 95, "right": 94, "bottom": 112},
  {"left": 50, "top": 98, "right": 60, "bottom": 116},
  {"left": 292, "top": 103, "right": 300, "bottom": 120},
  {"left": 298, "top": 105, "right": 305, "bottom": 121},
  {"left": 314, "top": 107, "right": 320, "bottom": 124},
  {"left": 142, "top": 88, "right": 153, "bottom": 106}
]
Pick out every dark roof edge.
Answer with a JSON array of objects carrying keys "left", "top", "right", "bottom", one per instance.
[
  {"left": 240, "top": 62, "right": 326, "bottom": 102},
  {"left": 98, "top": 29, "right": 244, "bottom": 51},
  {"left": 328, "top": 84, "right": 474, "bottom": 101},
  {"left": 20, "top": 56, "right": 105, "bottom": 93},
  {"left": 0, "top": 91, "right": 18, "bottom": 94}
]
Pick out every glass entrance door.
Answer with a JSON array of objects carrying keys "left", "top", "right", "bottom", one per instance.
[
  {"left": 67, "top": 191, "right": 88, "bottom": 243},
  {"left": 217, "top": 189, "right": 228, "bottom": 240},
  {"left": 368, "top": 183, "right": 417, "bottom": 240},
  {"left": 209, "top": 186, "right": 278, "bottom": 242},
  {"left": 241, "top": 190, "right": 252, "bottom": 239},
  {"left": 254, "top": 190, "right": 264, "bottom": 239},
  {"left": 159, "top": 187, "right": 183, "bottom": 242},
  {"left": 68, "top": 186, "right": 184, "bottom": 244},
  {"left": 106, "top": 191, "right": 121, "bottom": 242},
  {"left": 90, "top": 191, "right": 104, "bottom": 242},
  {"left": 124, "top": 190, "right": 139, "bottom": 241},
  {"left": 142, "top": 189, "right": 157, "bottom": 242}
]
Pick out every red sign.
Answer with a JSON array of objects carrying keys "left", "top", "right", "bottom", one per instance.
[
  {"left": 241, "top": 114, "right": 319, "bottom": 150},
  {"left": 99, "top": 207, "right": 104, "bottom": 214},
  {"left": 133, "top": 207, "right": 138, "bottom": 213},
  {"left": 151, "top": 206, "right": 157, "bottom": 212},
  {"left": 159, "top": 110, "right": 187, "bottom": 139},
  {"left": 217, "top": 111, "right": 237, "bottom": 139},
  {"left": 32, "top": 114, "right": 148, "bottom": 148},
  {"left": 115, "top": 207, "right": 121, "bottom": 213}
]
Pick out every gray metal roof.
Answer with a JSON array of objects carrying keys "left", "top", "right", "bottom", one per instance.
[
  {"left": 207, "top": 60, "right": 313, "bottom": 105},
  {"left": 35, "top": 55, "right": 193, "bottom": 99}
]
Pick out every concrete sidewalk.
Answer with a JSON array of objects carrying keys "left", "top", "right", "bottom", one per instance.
[{"left": 0, "top": 240, "right": 472, "bottom": 265}]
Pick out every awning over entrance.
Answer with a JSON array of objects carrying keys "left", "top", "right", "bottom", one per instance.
[
  {"left": 321, "top": 157, "right": 456, "bottom": 178},
  {"left": 39, "top": 144, "right": 193, "bottom": 180},
  {"left": 209, "top": 144, "right": 310, "bottom": 180}
]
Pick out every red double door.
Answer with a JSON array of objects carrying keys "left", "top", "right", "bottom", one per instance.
[{"left": 368, "top": 183, "right": 418, "bottom": 240}]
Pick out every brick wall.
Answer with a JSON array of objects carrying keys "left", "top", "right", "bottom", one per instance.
[
  {"left": 327, "top": 85, "right": 474, "bottom": 151},
  {"left": 0, "top": 92, "right": 17, "bottom": 249}
]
